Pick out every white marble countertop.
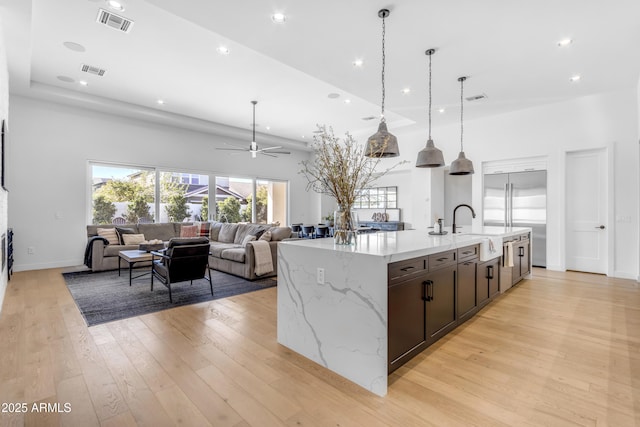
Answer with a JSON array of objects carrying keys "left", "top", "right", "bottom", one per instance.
[{"left": 281, "top": 226, "right": 531, "bottom": 263}]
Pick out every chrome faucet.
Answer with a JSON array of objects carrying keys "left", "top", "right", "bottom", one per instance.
[{"left": 452, "top": 204, "right": 476, "bottom": 234}]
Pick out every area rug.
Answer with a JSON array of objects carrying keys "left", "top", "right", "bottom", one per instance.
[{"left": 63, "top": 269, "right": 277, "bottom": 327}]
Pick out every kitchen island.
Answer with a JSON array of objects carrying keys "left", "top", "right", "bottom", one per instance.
[{"left": 277, "top": 226, "right": 531, "bottom": 396}]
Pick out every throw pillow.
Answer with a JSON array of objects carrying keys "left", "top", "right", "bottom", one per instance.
[
  {"left": 180, "top": 225, "right": 199, "bottom": 238},
  {"left": 122, "top": 233, "right": 146, "bottom": 245},
  {"left": 97, "top": 228, "right": 119, "bottom": 245},
  {"left": 258, "top": 230, "right": 272, "bottom": 241},
  {"left": 193, "top": 221, "right": 210, "bottom": 237},
  {"left": 241, "top": 235, "right": 256, "bottom": 248},
  {"left": 115, "top": 226, "right": 137, "bottom": 244}
]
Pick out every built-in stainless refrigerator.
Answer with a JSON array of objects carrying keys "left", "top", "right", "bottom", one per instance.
[{"left": 483, "top": 170, "right": 547, "bottom": 267}]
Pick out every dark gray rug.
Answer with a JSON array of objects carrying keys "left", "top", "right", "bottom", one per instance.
[{"left": 63, "top": 269, "right": 277, "bottom": 327}]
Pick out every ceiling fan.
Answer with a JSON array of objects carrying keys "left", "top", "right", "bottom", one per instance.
[{"left": 217, "top": 100, "right": 291, "bottom": 158}]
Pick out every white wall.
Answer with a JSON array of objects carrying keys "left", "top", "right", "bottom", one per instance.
[
  {"left": 386, "top": 89, "right": 639, "bottom": 279},
  {"left": 0, "top": 17, "right": 9, "bottom": 310},
  {"left": 8, "top": 96, "right": 311, "bottom": 271}
]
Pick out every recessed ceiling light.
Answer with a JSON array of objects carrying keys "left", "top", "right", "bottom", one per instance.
[
  {"left": 57, "top": 76, "right": 74, "bottom": 83},
  {"left": 401, "top": 88, "right": 410, "bottom": 94},
  {"left": 63, "top": 41, "right": 86, "bottom": 52},
  {"left": 570, "top": 74, "right": 581, "bottom": 82},
  {"left": 344, "top": 99, "right": 351, "bottom": 104},
  {"left": 106, "top": 0, "right": 125, "bottom": 11},
  {"left": 271, "top": 12, "right": 286, "bottom": 23},
  {"left": 353, "top": 59, "right": 363, "bottom": 67},
  {"left": 216, "top": 46, "right": 230, "bottom": 55},
  {"left": 557, "top": 38, "right": 573, "bottom": 47},
  {"left": 438, "top": 108, "right": 445, "bottom": 113},
  {"left": 79, "top": 80, "right": 89, "bottom": 86},
  {"left": 157, "top": 99, "right": 165, "bottom": 105},
  {"left": 266, "top": 126, "right": 271, "bottom": 130}
]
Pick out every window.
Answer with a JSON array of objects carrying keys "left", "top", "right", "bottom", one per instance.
[
  {"left": 159, "top": 171, "right": 209, "bottom": 222},
  {"left": 91, "top": 164, "right": 156, "bottom": 224},
  {"left": 89, "top": 163, "right": 288, "bottom": 225},
  {"left": 354, "top": 186, "right": 397, "bottom": 209}
]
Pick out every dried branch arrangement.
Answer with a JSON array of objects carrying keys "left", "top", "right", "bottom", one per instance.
[{"left": 299, "top": 126, "right": 405, "bottom": 209}]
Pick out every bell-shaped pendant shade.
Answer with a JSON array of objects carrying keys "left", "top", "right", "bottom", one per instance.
[
  {"left": 416, "top": 139, "right": 444, "bottom": 168},
  {"left": 449, "top": 151, "right": 474, "bottom": 175},
  {"left": 365, "top": 120, "right": 399, "bottom": 158}
]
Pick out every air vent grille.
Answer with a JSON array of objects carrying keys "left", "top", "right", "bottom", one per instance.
[
  {"left": 466, "top": 93, "right": 488, "bottom": 101},
  {"left": 81, "top": 64, "right": 106, "bottom": 76},
  {"left": 96, "top": 9, "right": 134, "bottom": 33}
]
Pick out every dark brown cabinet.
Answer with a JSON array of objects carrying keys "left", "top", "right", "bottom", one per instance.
[
  {"left": 457, "top": 258, "right": 478, "bottom": 323},
  {"left": 424, "top": 263, "right": 457, "bottom": 345},
  {"left": 388, "top": 244, "right": 502, "bottom": 373},
  {"left": 478, "top": 257, "right": 500, "bottom": 308},
  {"left": 388, "top": 276, "right": 427, "bottom": 368},
  {"left": 515, "top": 238, "right": 530, "bottom": 282}
]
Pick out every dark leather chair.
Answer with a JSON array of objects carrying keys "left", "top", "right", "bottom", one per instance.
[
  {"left": 291, "top": 223, "right": 303, "bottom": 237},
  {"left": 151, "top": 237, "right": 212, "bottom": 302},
  {"left": 302, "top": 225, "right": 315, "bottom": 238},
  {"left": 315, "top": 225, "right": 329, "bottom": 238}
]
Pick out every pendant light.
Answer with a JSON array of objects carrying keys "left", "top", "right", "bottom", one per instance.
[
  {"left": 449, "top": 76, "right": 474, "bottom": 175},
  {"left": 416, "top": 48, "right": 445, "bottom": 168},
  {"left": 365, "top": 8, "right": 399, "bottom": 158}
]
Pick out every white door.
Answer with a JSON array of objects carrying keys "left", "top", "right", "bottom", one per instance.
[{"left": 565, "top": 148, "right": 608, "bottom": 274}]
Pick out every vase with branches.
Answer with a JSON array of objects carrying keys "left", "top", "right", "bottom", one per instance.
[{"left": 300, "top": 125, "right": 405, "bottom": 244}]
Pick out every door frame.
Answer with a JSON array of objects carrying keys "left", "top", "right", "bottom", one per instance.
[{"left": 561, "top": 144, "right": 614, "bottom": 276}]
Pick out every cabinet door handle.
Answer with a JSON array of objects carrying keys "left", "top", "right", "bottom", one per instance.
[
  {"left": 519, "top": 247, "right": 524, "bottom": 257},
  {"left": 422, "top": 280, "right": 433, "bottom": 301},
  {"left": 436, "top": 257, "right": 449, "bottom": 262},
  {"left": 400, "top": 266, "right": 415, "bottom": 272},
  {"left": 487, "top": 265, "right": 494, "bottom": 280}
]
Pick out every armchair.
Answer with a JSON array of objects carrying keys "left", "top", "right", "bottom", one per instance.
[{"left": 151, "top": 237, "right": 212, "bottom": 302}]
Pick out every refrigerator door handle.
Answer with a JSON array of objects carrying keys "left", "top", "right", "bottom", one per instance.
[
  {"left": 504, "top": 183, "right": 509, "bottom": 226},
  {"left": 509, "top": 183, "right": 514, "bottom": 227}
]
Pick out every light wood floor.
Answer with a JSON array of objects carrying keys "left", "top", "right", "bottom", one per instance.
[{"left": 0, "top": 268, "right": 638, "bottom": 426}]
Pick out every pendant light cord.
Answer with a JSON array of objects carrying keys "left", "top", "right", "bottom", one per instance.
[
  {"left": 252, "top": 101, "right": 256, "bottom": 142},
  {"left": 428, "top": 52, "right": 432, "bottom": 139},
  {"left": 459, "top": 77, "right": 464, "bottom": 151},
  {"left": 381, "top": 14, "right": 386, "bottom": 120}
]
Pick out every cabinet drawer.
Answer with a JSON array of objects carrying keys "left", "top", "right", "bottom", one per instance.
[
  {"left": 388, "top": 257, "right": 427, "bottom": 283},
  {"left": 428, "top": 250, "right": 456, "bottom": 270},
  {"left": 457, "top": 245, "right": 479, "bottom": 261}
]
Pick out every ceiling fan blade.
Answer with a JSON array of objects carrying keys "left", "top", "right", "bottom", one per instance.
[
  {"left": 216, "top": 147, "right": 247, "bottom": 151},
  {"left": 258, "top": 145, "right": 283, "bottom": 151},
  {"left": 268, "top": 150, "right": 291, "bottom": 155},
  {"left": 261, "top": 152, "right": 278, "bottom": 157}
]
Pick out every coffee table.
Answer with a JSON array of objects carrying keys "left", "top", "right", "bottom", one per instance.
[{"left": 118, "top": 250, "right": 154, "bottom": 286}]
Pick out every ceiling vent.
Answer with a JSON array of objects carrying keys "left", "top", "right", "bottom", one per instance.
[
  {"left": 466, "top": 93, "right": 488, "bottom": 102},
  {"left": 81, "top": 64, "right": 106, "bottom": 76},
  {"left": 96, "top": 8, "right": 134, "bottom": 33}
]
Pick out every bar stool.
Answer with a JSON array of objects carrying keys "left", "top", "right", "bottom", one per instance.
[
  {"left": 315, "top": 225, "right": 329, "bottom": 238},
  {"left": 291, "top": 224, "right": 302, "bottom": 237},
  {"left": 302, "top": 225, "right": 315, "bottom": 238}
]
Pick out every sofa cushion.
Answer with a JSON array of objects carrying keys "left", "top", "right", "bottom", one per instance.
[
  {"left": 122, "top": 234, "right": 145, "bottom": 245},
  {"left": 193, "top": 221, "right": 210, "bottom": 237},
  {"left": 210, "top": 242, "right": 240, "bottom": 258},
  {"left": 269, "top": 226, "right": 292, "bottom": 241},
  {"left": 218, "top": 223, "right": 238, "bottom": 243},
  {"left": 241, "top": 235, "right": 256, "bottom": 247},
  {"left": 115, "top": 226, "right": 138, "bottom": 244},
  {"left": 180, "top": 225, "right": 199, "bottom": 238},
  {"left": 138, "top": 223, "right": 177, "bottom": 241},
  {"left": 104, "top": 244, "right": 139, "bottom": 256},
  {"left": 97, "top": 228, "right": 119, "bottom": 245},
  {"left": 234, "top": 224, "right": 265, "bottom": 244},
  {"left": 209, "top": 222, "right": 222, "bottom": 241},
  {"left": 259, "top": 230, "right": 272, "bottom": 241},
  {"left": 220, "top": 248, "right": 246, "bottom": 263}
]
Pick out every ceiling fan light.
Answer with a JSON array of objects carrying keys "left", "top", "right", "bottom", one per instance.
[
  {"left": 365, "top": 120, "right": 399, "bottom": 158},
  {"left": 416, "top": 139, "right": 445, "bottom": 168},
  {"left": 449, "top": 151, "right": 474, "bottom": 175}
]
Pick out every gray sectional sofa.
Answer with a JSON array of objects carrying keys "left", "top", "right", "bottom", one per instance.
[{"left": 85, "top": 222, "right": 293, "bottom": 280}]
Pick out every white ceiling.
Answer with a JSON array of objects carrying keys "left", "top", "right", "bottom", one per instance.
[{"left": 1, "top": 0, "right": 640, "bottom": 151}]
